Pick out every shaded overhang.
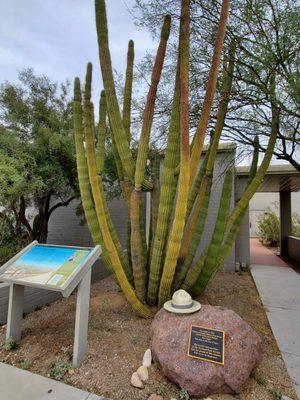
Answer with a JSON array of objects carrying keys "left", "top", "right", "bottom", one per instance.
[{"left": 236, "top": 164, "right": 300, "bottom": 192}]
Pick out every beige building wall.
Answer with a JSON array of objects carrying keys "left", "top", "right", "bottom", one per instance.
[{"left": 249, "top": 192, "right": 300, "bottom": 237}]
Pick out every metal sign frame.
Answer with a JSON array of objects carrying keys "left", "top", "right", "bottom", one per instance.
[{"left": 0, "top": 241, "right": 101, "bottom": 367}]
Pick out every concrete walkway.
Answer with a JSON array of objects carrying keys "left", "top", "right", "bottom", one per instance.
[
  {"left": 0, "top": 362, "right": 106, "bottom": 400},
  {"left": 251, "top": 264, "right": 300, "bottom": 397}
]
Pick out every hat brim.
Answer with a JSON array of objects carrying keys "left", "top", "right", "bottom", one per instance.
[{"left": 163, "top": 300, "right": 201, "bottom": 314}]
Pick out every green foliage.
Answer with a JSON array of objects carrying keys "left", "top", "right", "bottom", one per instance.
[
  {"left": 258, "top": 207, "right": 280, "bottom": 247},
  {"left": 0, "top": 69, "right": 77, "bottom": 243},
  {"left": 179, "top": 388, "right": 191, "bottom": 400},
  {"left": 258, "top": 204, "right": 300, "bottom": 246},
  {"left": 20, "top": 359, "right": 31, "bottom": 370},
  {"left": 292, "top": 213, "right": 300, "bottom": 237},
  {"left": 4, "top": 337, "right": 18, "bottom": 351},
  {"left": 50, "top": 357, "right": 73, "bottom": 380}
]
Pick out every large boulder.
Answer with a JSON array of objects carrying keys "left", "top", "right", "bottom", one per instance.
[{"left": 151, "top": 305, "right": 263, "bottom": 398}]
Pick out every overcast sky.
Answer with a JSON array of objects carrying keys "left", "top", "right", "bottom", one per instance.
[{"left": 0, "top": 0, "right": 155, "bottom": 103}]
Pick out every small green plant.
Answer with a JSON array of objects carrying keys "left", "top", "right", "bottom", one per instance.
[
  {"left": 131, "top": 334, "right": 139, "bottom": 345},
  {"left": 96, "top": 331, "right": 109, "bottom": 340},
  {"left": 254, "top": 375, "right": 267, "bottom": 386},
  {"left": 179, "top": 388, "right": 191, "bottom": 400},
  {"left": 268, "top": 388, "right": 283, "bottom": 399},
  {"left": 20, "top": 359, "right": 31, "bottom": 370},
  {"left": 154, "top": 382, "right": 167, "bottom": 396},
  {"left": 51, "top": 357, "right": 73, "bottom": 380},
  {"left": 4, "top": 337, "right": 18, "bottom": 351}
]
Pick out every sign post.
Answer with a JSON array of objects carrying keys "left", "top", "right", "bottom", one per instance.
[{"left": 0, "top": 241, "right": 101, "bottom": 367}]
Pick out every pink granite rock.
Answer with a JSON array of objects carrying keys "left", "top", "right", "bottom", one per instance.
[
  {"left": 151, "top": 305, "right": 263, "bottom": 398},
  {"left": 148, "top": 395, "right": 164, "bottom": 400}
]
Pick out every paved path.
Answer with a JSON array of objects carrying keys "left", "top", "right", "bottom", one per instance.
[
  {"left": 0, "top": 362, "right": 106, "bottom": 400},
  {"left": 250, "top": 238, "right": 289, "bottom": 267},
  {"left": 251, "top": 264, "right": 300, "bottom": 397}
]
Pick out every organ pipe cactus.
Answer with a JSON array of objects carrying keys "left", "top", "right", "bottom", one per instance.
[{"left": 73, "top": 0, "right": 279, "bottom": 317}]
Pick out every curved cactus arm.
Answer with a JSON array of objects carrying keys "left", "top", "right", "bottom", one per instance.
[
  {"left": 247, "top": 135, "right": 259, "bottom": 184},
  {"left": 74, "top": 78, "right": 115, "bottom": 277},
  {"left": 123, "top": 40, "right": 134, "bottom": 144},
  {"left": 225, "top": 75, "right": 278, "bottom": 232},
  {"left": 130, "top": 15, "right": 171, "bottom": 303},
  {"left": 181, "top": 247, "right": 208, "bottom": 291},
  {"left": 190, "top": 170, "right": 233, "bottom": 295},
  {"left": 189, "top": 0, "right": 230, "bottom": 188},
  {"left": 158, "top": 0, "right": 190, "bottom": 307},
  {"left": 83, "top": 64, "right": 150, "bottom": 317},
  {"left": 192, "top": 76, "right": 279, "bottom": 296}
]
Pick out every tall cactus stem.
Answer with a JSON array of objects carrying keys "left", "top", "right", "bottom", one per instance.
[
  {"left": 123, "top": 40, "right": 134, "bottom": 144},
  {"left": 158, "top": 0, "right": 190, "bottom": 306},
  {"left": 189, "top": 0, "right": 230, "bottom": 188}
]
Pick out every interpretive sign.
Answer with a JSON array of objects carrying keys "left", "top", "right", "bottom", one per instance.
[
  {"left": 187, "top": 325, "right": 225, "bottom": 365},
  {"left": 0, "top": 241, "right": 101, "bottom": 367}
]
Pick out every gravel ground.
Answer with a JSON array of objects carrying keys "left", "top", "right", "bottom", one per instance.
[{"left": 0, "top": 271, "right": 297, "bottom": 400}]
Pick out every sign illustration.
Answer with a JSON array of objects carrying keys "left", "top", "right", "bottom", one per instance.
[{"left": 0, "top": 245, "right": 91, "bottom": 289}]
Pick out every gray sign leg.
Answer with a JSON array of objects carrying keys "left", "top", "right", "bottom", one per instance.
[
  {"left": 73, "top": 268, "right": 92, "bottom": 368},
  {"left": 6, "top": 284, "right": 24, "bottom": 342}
]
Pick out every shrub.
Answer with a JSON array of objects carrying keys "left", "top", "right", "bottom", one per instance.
[
  {"left": 257, "top": 208, "right": 280, "bottom": 247},
  {"left": 258, "top": 206, "right": 300, "bottom": 246}
]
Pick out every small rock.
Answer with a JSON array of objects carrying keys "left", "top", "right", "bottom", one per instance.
[
  {"left": 137, "top": 365, "right": 148, "bottom": 382},
  {"left": 142, "top": 348, "right": 152, "bottom": 367},
  {"left": 130, "top": 372, "right": 144, "bottom": 389},
  {"left": 281, "top": 396, "right": 292, "bottom": 400},
  {"left": 68, "top": 369, "right": 75, "bottom": 375},
  {"left": 148, "top": 395, "right": 163, "bottom": 400}
]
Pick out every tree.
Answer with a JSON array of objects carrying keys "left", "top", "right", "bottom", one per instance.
[
  {"left": 133, "top": 0, "right": 300, "bottom": 170},
  {"left": 73, "top": 0, "right": 278, "bottom": 317},
  {"left": 0, "top": 69, "right": 77, "bottom": 244}
]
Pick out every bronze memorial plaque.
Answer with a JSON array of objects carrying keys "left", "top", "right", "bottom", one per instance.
[{"left": 187, "top": 325, "right": 225, "bottom": 365}]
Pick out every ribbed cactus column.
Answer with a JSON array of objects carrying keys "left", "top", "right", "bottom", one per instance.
[
  {"left": 130, "top": 15, "right": 171, "bottom": 302},
  {"left": 123, "top": 40, "right": 134, "bottom": 144},
  {"left": 158, "top": 0, "right": 190, "bottom": 306}
]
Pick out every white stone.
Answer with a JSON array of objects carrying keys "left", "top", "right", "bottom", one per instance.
[
  {"left": 281, "top": 396, "right": 292, "bottom": 400},
  {"left": 142, "top": 348, "right": 152, "bottom": 367},
  {"left": 130, "top": 372, "right": 144, "bottom": 389},
  {"left": 137, "top": 365, "right": 148, "bottom": 382}
]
